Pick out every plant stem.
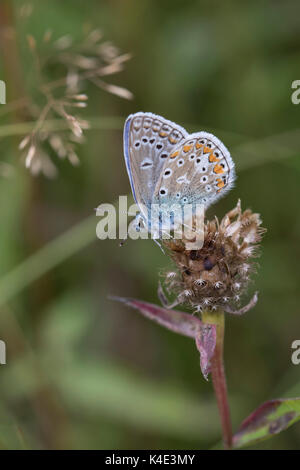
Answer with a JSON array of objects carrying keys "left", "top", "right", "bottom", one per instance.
[{"left": 202, "top": 310, "right": 233, "bottom": 449}]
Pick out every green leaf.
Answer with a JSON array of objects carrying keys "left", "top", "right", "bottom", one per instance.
[{"left": 233, "top": 398, "right": 300, "bottom": 448}]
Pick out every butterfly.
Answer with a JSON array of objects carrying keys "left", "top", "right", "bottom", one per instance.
[{"left": 123, "top": 112, "right": 235, "bottom": 240}]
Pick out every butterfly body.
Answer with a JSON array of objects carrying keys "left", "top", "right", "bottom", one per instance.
[{"left": 124, "top": 112, "right": 235, "bottom": 238}]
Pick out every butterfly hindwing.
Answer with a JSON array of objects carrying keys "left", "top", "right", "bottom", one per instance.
[
  {"left": 123, "top": 112, "right": 188, "bottom": 209},
  {"left": 153, "top": 132, "right": 235, "bottom": 208}
]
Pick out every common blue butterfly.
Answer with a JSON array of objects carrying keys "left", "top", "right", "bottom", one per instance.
[{"left": 123, "top": 112, "right": 235, "bottom": 239}]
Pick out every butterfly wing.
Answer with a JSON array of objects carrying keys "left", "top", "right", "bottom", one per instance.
[
  {"left": 153, "top": 131, "right": 235, "bottom": 208},
  {"left": 123, "top": 113, "right": 188, "bottom": 214}
]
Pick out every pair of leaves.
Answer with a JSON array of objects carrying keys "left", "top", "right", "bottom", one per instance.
[
  {"left": 111, "top": 296, "right": 216, "bottom": 381},
  {"left": 112, "top": 296, "right": 300, "bottom": 449}
]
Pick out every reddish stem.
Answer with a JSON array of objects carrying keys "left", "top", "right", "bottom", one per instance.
[{"left": 203, "top": 311, "right": 233, "bottom": 449}]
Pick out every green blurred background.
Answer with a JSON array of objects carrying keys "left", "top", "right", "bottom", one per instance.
[{"left": 0, "top": 0, "right": 300, "bottom": 450}]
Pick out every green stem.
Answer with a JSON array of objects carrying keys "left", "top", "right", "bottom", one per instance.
[{"left": 202, "top": 310, "right": 233, "bottom": 449}]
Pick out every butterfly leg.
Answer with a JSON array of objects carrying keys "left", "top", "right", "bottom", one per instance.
[
  {"left": 120, "top": 213, "right": 143, "bottom": 246},
  {"left": 134, "top": 212, "right": 146, "bottom": 232},
  {"left": 126, "top": 212, "right": 148, "bottom": 240},
  {"left": 153, "top": 238, "right": 165, "bottom": 253}
]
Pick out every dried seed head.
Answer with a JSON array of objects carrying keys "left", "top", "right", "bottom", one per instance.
[
  {"left": 72, "top": 94, "right": 88, "bottom": 101},
  {"left": 195, "top": 305, "right": 203, "bottom": 313},
  {"left": 19, "top": 135, "right": 30, "bottom": 150},
  {"left": 18, "top": 27, "right": 132, "bottom": 178},
  {"left": 25, "top": 145, "right": 36, "bottom": 168},
  {"left": 163, "top": 200, "right": 266, "bottom": 314},
  {"left": 67, "top": 116, "right": 83, "bottom": 137},
  {"left": 166, "top": 271, "right": 177, "bottom": 279},
  {"left": 214, "top": 281, "right": 223, "bottom": 289},
  {"left": 183, "top": 289, "right": 193, "bottom": 298},
  {"left": 67, "top": 151, "right": 80, "bottom": 166}
]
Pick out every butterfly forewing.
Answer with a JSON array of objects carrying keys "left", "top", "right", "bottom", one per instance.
[
  {"left": 123, "top": 112, "right": 187, "bottom": 209},
  {"left": 154, "top": 132, "right": 235, "bottom": 208}
]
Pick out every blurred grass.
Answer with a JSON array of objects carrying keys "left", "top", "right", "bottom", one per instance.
[{"left": 0, "top": 0, "right": 300, "bottom": 450}]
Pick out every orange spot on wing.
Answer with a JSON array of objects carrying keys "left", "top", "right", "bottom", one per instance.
[
  {"left": 216, "top": 178, "right": 225, "bottom": 188},
  {"left": 183, "top": 144, "right": 193, "bottom": 153},
  {"left": 170, "top": 150, "right": 179, "bottom": 159},
  {"left": 203, "top": 146, "right": 211, "bottom": 154},
  {"left": 159, "top": 131, "right": 167, "bottom": 137},
  {"left": 216, "top": 178, "right": 225, "bottom": 192},
  {"left": 195, "top": 142, "right": 203, "bottom": 149},
  {"left": 209, "top": 152, "right": 220, "bottom": 163},
  {"left": 214, "top": 164, "right": 224, "bottom": 174},
  {"left": 169, "top": 137, "right": 177, "bottom": 144}
]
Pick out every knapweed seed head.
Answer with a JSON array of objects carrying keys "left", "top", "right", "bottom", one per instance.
[{"left": 163, "top": 200, "right": 266, "bottom": 315}]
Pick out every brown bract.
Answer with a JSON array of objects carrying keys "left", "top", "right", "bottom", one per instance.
[{"left": 162, "top": 200, "right": 266, "bottom": 314}]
